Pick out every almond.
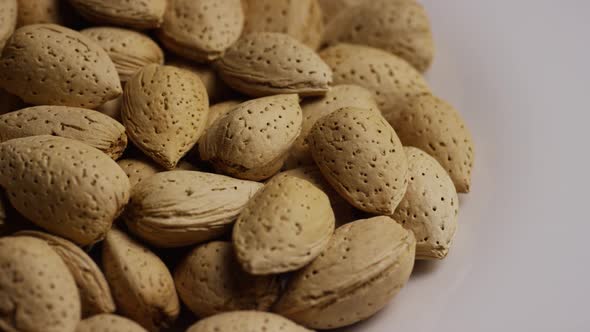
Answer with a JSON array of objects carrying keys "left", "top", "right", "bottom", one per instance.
[
  {"left": 121, "top": 64, "right": 209, "bottom": 169},
  {"left": 15, "top": 230, "right": 116, "bottom": 317},
  {"left": 76, "top": 314, "right": 148, "bottom": 332},
  {"left": 102, "top": 228, "right": 180, "bottom": 332},
  {"left": 233, "top": 174, "right": 335, "bottom": 275},
  {"left": 175, "top": 241, "right": 280, "bottom": 318},
  {"left": 96, "top": 95, "right": 122, "bottom": 121},
  {"left": 309, "top": 107, "right": 408, "bottom": 215},
  {"left": 243, "top": 0, "right": 323, "bottom": 50},
  {"left": 199, "top": 94, "right": 302, "bottom": 181},
  {"left": 0, "top": 0, "right": 16, "bottom": 50},
  {"left": 124, "top": 170, "right": 263, "bottom": 248},
  {"left": 390, "top": 93, "right": 475, "bottom": 192},
  {"left": 280, "top": 166, "right": 358, "bottom": 226},
  {"left": 0, "top": 88, "right": 26, "bottom": 115},
  {"left": 0, "top": 135, "right": 131, "bottom": 245},
  {"left": 274, "top": 216, "right": 416, "bottom": 329},
  {"left": 158, "top": 0, "right": 244, "bottom": 62},
  {"left": 0, "top": 24, "right": 122, "bottom": 108},
  {"left": 206, "top": 100, "right": 242, "bottom": 128},
  {"left": 216, "top": 32, "right": 333, "bottom": 97},
  {"left": 68, "top": 0, "right": 166, "bottom": 29},
  {"left": 319, "top": 43, "right": 430, "bottom": 123},
  {"left": 284, "top": 84, "right": 380, "bottom": 168},
  {"left": 0, "top": 105, "right": 128, "bottom": 159},
  {"left": 16, "top": 0, "right": 81, "bottom": 28},
  {"left": 323, "top": 0, "right": 435, "bottom": 72},
  {"left": 117, "top": 157, "right": 163, "bottom": 188},
  {"left": 318, "top": 0, "right": 364, "bottom": 24},
  {"left": 81, "top": 27, "right": 165, "bottom": 82},
  {"left": 186, "top": 311, "right": 312, "bottom": 332},
  {"left": 0, "top": 236, "right": 81, "bottom": 332},
  {"left": 393, "top": 147, "right": 459, "bottom": 259},
  {"left": 166, "top": 56, "right": 234, "bottom": 103}
]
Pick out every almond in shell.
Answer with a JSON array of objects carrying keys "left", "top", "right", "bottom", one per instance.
[
  {"left": 117, "top": 157, "right": 163, "bottom": 188},
  {"left": 167, "top": 56, "right": 234, "bottom": 103},
  {"left": 175, "top": 241, "right": 280, "bottom": 318},
  {"left": 318, "top": 0, "right": 364, "bottom": 24},
  {"left": 0, "top": 135, "right": 131, "bottom": 245},
  {"left": 81, "top": 27, "right": 165, "bottom": 82},
  {"left": 309, "top": 107, "right": 408, "bottom": 215},
  {"left": 274, "top": 216, "right": 416, "bottom": 329},
  {"left": 199, "top": 94, "right": 302, "bottom": 181},
  {"left": 0, "top": 24, "right": 122, "bottom": 108},
  {"left": 68, "top": 0, "right": 166, "bottom": 29},
  {"left": 186, "top": 311, "right": 312, "bottom": 332},
  {"left": 102, "top": 228, "right": 180, "bottom": 332},
  {"left": 124, "top": 170, "right": 263, "bottom": 248},
  {"left": 76, "top": 314, "right": 148, "bottom": 332},
  {"left": 233, "top": 174, "right": 335, "bottom": 275},
  {"left": 0, "top": 105, "right": 127, "bottom": 159},
  {"left": 216, "top": 32, "right": 333, "bottom": 97},
  {"left": 16, "top": 0, "right": 81, "bottom": 28},
  {"left": 121, "top": 64, "right": 210, "bottom": 169},
  {"left": 0, "top": 0, "right": 16, "bottom": 50},
  {"left": 0, "top": 236, "right": 81, "bottom": 332}
]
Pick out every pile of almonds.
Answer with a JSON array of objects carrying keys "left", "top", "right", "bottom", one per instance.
[{"left": 0, "top": 0, "right": 475, "bottom": 331}]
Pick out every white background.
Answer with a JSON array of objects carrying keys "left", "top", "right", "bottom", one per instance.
[{"left": 343, "top": 1, "right": 590, "bottom": 331}]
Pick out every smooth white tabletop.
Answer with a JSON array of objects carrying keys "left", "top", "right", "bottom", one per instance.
[{"left": 343, "top": 1, "right": 590, "bottom": 331}]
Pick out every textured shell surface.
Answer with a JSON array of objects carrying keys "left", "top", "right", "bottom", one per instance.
[
  {"left": 68, "top": 0, "right": 167, "bottom": 29},
  {"left": 75, "top": 314, "right": 148, "bottom": 332},
  {"left": 186, "top": 311, "right": 312, "bottom": 332}
]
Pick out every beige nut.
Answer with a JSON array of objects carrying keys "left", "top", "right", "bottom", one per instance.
[
  {"left": 216, "top": 32, "right": 332, "bottom": 97},
  {"left": 318, "top": 0, "right": 365, "bottom": 24},
  {"left": 166, "top": 56, "right": 234, "bottom": 103},
  {"left": 243, "top": 0, "right": 323, "bottom": 50},
  {"left": 390, "top": 93, "right": 475, "bottom": 192},
  {"left": 309, "top": 107, "right": 408, "bottom": 215},
  {"left": 0, "top": 105, "right": 127, "bottom": 159},
  {"left": 76, "top": 314, "right": 147, "bottom": 332},
  {"left": 0, "top": 136, "right": 130, "bottom": 245},
  {"left": 81, "top": 27, "right": 165, "bottom": 82},
  {"left": 175, "top": 241, "right": 280, "bottom": 318},
  {"left": 159, "top": 0, "right": 244, "bottom": 62},
  {"left": 122, "top": 64, "right": 210, "bottom": 169},
  {"left": 68, "top": 0, "right": 166, "bottom": 29},
  {"left": 0, "top": 24, "right": 122, "bottom": 108},
  {"left": 117, "top": 157, "right": 163, "bottom": 188},
  {"left": 16, "top": 0, "right": 81, "bottom": 28},
  {"left": 284, "top": 84, "right": 380, "bottom": 169},
  {"left": 199, "top": 94, "right": 302, "bottom": 181},
  {"left": 205, "top": 100, "right": 242, "bottom": 128},
  {"left": 393, "top": 147, "right": 459, "bottom": 259},
  {"left": 14, "top": 230, "right": 116, "bottom": 317},
  {"left": 320, "top": 43, "right": 430, "bottom": 124},
  {"left": 186, "top": 311, "right": 312, "bottom": 332},
  {"left": 102, "top": 228, "right": 180, "bottom": 332},
  {"left": 124, "top": 170, "right": 263, "bottom": 248},
  {"left": 274, "top": 216, "right": 416, "bottom": 329},
  {"left": 233, "top": 174, "right": 335, "bottom": 275},
  {"left": 323, "top": 0, "right": 435, "bottom": 72},
  {"left": 0, "top": 0, "right": 16, "bottom": 50},
  {"left": 0, "top": 236, "right": 81, "bottom": 332}
]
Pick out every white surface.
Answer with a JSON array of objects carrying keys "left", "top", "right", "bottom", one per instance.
[{"left": 343, "top": 1, "right": 590, "bottom": 331}]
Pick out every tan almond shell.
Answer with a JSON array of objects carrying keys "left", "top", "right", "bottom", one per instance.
[
  {"left": 175, "top": 241, "right": 281, "bottom": 318},
  {"left": 102, "top": 228, "right": 180, "bottom": 332},
  {"left": 81, "top": 27, "right": 165, "bottom": 82},
  {"left": 309, "top": 107, "right": 409, "bottom": 215},
  {"left": 318, "top": 0, "right": 365, "bottom": 24},
  {"left": 124, "top": 170, "right": 263, "bottom": 248},
  {"left": 280, "top": 167, "right": 357, "bottom": 226},
  {"left": 0, "top": 105, "right": 127, "bottom": 159},
  {"left": 319, "top": 43, "right": 431, "bottom": 122},
  {"left": 76, "top": 314, "right": 148, "bottom": 332},
  {"left": 393, "top": 147, "right": 459, "bottom": 259},
  {"left": 0, "top": 88, "right": 26, "bottom": 115},
  {"left": 121, "top": 64, "right": 210, "bottom": 170},
  {"left": 323, "top": 0, "right": 434, "bottom": 72},
  {"left": 0, "top": 135, "right": 131, "bottom": 245},
  {"left": 15, "top": 230, "right": 116, "bottom": 317},
  {"left": 391, "top": 93, "right": 475, "bottom": 192},
  {"left": 68, "top": 0, "right": 166, "bottom": 29},
  {"left": 158, "top": 0, "right": 244, "bottom": 62},
  {"left": 0, "top": 24, "right": 122, "bottom": 108},
  {"left": 117, "top": 157, "right": 163, "bottom": 188},
  {"left": 284, "top": 84, "right": 380, "bottom": 169},
  {"left": 0, "top": 236, "right": 81, "bottom": 332},
  {"left": 16, "top": 0, "right": 81, "bottom": 28},
  {"left": 206, "top": 100, "right": 242, "bottom": 128},
  {"left": 199, "top": 94, "right": 302, "bottom": 181},
  {"left": 166, "top": 56, "right": 234, "bottom": 103},
  {"left": 233, "top": 174, "right": 335, "bottom": 275},
  {"left": 97, "top": 95, "right": 122, "bottom": 121},
  {"left": 186, "top": 311, "right": 312, "bottom": 332},
  {"left": 215, "top": 32, "right": 333, "bottom": 97},
  {"left": 274, "top": 216, "right": 416, "bottom": 329},
  {"left": 243, "top": 0, "right": 323, "bottom": 50},
  {"left": 0, "top": 0, "right": 16, "bottom": 50}
]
